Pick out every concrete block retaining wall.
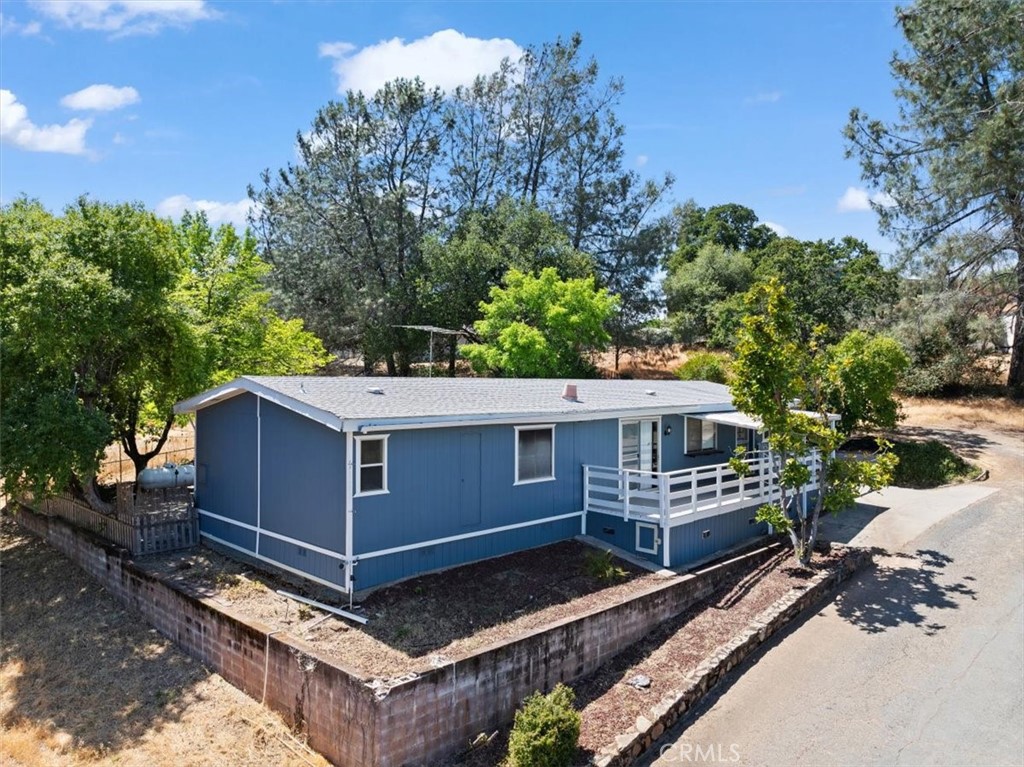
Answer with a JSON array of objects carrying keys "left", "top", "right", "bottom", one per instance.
[{"left": 16, "top": 507, "right": 783, "bottom": 766}]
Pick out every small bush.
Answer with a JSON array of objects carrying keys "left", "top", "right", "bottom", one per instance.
[
  {"left": 507, "top": 684, "right": 581, "bottom": 767},
  {"left": 582, "top": 549, "right": 628, "bottom": 582},
  {"left": 890, "top": 439, "right": 976, "bottom": 488},
  {"left": 675, "top": 351, "right": 733, "bottom": 384}
]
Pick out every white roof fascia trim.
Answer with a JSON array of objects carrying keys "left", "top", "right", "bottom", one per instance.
[
  {"left": 175, "top": 377, "right": 344, "bottom": 432},
  {"left": 351, "top": 403, "right": 737, "bottom": 433}
]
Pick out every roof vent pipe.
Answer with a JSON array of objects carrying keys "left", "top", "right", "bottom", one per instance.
[{"left": 562, "top": 383, "right": 578, "bottom": 401}]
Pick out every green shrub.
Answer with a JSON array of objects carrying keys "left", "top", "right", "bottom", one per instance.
[
  {"left": 890, "top": 439, "right": 976, "bottom": 488},
  {"left": 675, "top": 351, "right": 733, "bottom": 384},
  {"left": 582, "top": 549, "right": 628, "bottom": 582},
  {"left": 507, "top": 684, "right": 581, "bottom": 767}
]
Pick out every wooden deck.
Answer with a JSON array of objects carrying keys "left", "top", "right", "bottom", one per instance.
[{"left": 584, "top": 449, "right": 821, "bottom": 527}]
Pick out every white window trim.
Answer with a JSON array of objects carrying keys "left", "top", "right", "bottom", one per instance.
[
  {"left": 684, "top": 417, "right": 718, "bottom": 455},
  {"left": 514, "top": 424, "right": 556, "bottom": 486},
  {"left": 618, "top": 417, "right": 662, "bottom": 472},
  {"left": 354, "top": 434, "right": 389, "bottom": 497},
  {"left": 636, "top": 521, "right": 660, "bottom": 555}
]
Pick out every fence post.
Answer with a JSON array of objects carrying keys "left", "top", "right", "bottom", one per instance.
[
  {"left": 582, "top": 465, "right": 590, "bottom": 536},
  {"left": 623, "top": 472, "right": 631, "bottom": 521}
]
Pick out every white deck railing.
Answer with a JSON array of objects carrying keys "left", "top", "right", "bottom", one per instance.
[{"left": 583, "top": 449, "right": 821, "bottom": 528}]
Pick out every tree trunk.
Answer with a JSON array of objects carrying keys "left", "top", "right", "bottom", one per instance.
[
  {"left": 81, "top": 472, "right": 114, "bottom": 515},
  {"left": 122, "top": 415, "right": 175, "bottom": 478},
  {"left": 448, "top": 337, "right": 457, "bottom": 377},
  {"left": 1007, "top": 251, "right": 1024, "bottom": 390}
]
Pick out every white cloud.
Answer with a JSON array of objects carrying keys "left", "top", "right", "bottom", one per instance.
[
  {"left": 319, "top": 29, "right": 522, "bottom": 95},
  {"left": 61, "top": 84, "right": 140, "bottom": 111},
  {"left": 0, "top": 89, "right": 91, "bottom": 155},
  {"left": 31, "top": 0, "right": 218, "bottom": 36},
  {"left": 636, "top": 154, "right": 649, "bottom": 168},
  {"left": 1, "top": 13, "right": 43, "bottom": 36},
  {"left": 112, "top": 131, "right": 127, "bottom": 144},
  {"left": 156, "top": 194, "right": 257, "bottom": 228},
  {"left": 837, "top": 186, "right": 896, "bottom": 212},
  {"left": 746, "top": 90, "right": 782, "bottom": 104},
  {"left": 762, "top": 221, "right": 789, "bottom": 237}
]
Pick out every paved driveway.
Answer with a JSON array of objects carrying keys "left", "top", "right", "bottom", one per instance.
[{"left": 645, "top": 427, "right": 1024, "bottom": 767}]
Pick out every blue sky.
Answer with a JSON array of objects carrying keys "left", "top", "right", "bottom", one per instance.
[{"left": 1, "top": 0, "right": 903, "bottom": 255}]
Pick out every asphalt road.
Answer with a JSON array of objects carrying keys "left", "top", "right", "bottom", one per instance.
[{"left": 645, "top": 427, "right": 1024, "bottom": 767}]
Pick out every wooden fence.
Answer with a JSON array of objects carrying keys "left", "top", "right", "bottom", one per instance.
[{"left": 38, "top": 490, "right": 198, "bottom": 556}]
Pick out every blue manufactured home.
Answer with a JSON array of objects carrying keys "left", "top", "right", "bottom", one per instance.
[{"left": 174, "top": 377, "right": 822, "bottom": 593}]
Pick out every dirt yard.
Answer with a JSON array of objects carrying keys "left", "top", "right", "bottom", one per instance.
[
  {"left": 142, "top": 540, "right": 669, "bottom": 679},
  {"left": 0, "top": 516, "right": 329, "bottom": 767}
]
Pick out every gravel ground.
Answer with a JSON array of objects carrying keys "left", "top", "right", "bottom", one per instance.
[
  {"left": 449, "top": 548, "right": 849, "bottom": 767},
  {"left": 142, "top": 540, "right": 670, "bottom": 679}
]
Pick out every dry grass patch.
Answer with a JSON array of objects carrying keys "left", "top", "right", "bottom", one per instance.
[
  {"left": 0, "top": 516, "right": 329, "bottom": 767},
  {"left": 900, "top": 396, "right": 1024, "bottom": 433},
  {"left": 595, "top": 344, "right": 693, "bottom": 380}
]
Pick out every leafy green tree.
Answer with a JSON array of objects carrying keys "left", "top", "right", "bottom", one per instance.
[
  {"left": 729, "top": 279, "right": 898, "bottom": 566},
  {"left": 421, "top": 200, "right": 591, "bottom": 374},
  {"left": 824, "top": 331, "right": 910, "bottom": 432},
  {"left": 663, "top": 243, "right": 755, "bottom": 345},
  {"left": 845, "top": 0, "right": 1024, "bottom": 387},
  {"left": 752, "top": 236, "right": 899, "bottom": 343},
  {"left": 674, "top": 351, "right": 733, "bottom": 385},
  {"left": 461, "top": 267, "right": 617, "bottom": 377},
  {"left": 1, "top": 198, "right": 205, "bottom": 509},
  {"left": 175, "top": 211, "right": 329, "bottom": 385},
  {"left": 666, "top": 201, "right": 777, "bottom": 270},
  {"left": 1, "top": 200, "right": 329, "bottom": 510}
]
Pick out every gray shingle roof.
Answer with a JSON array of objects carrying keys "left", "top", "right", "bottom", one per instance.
[{"left": 176, "top": 376, "right": 736, "bottom": 429}]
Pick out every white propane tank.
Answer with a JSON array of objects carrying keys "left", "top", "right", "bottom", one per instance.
[{"left": 137, "top": 462, "right": 196, "bottom": 490}]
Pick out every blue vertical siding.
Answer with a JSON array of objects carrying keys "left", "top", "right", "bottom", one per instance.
[
  {"left": 194, "top": 396, "right": 771, "bottom": 592},
  {"left": 259, "top": 401, "right": 346, "bottom": 552},
  {"left": 588, "top": 503, "right": 768, "bottom": 569},
  {"left": 258, "top": 399, "right": 347, "bottom": 587},
  {"left": 195, "top": 393, "right": 258, "bottom": 551},
  {"left": 258, "top": 535, "right": 345, "bottom": 587},
  {"left": 195, "top": 394, "right": 347, "bottom": 589},
  {"left": 351, "top": 419, "right": 618, "bottom": 589},
  {"left": 354, "top": 515, "right": 581, "bottom": 590},
  {"left": 669, "top": 504, "right": 769, "bottom": 565}
]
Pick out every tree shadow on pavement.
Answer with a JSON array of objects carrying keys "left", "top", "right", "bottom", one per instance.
[
  {"left": 892, "top": 425, "right": 996, "bottom": 462},
  {"left": 834, "top": 547, "right": 977, "bottom": 635}
]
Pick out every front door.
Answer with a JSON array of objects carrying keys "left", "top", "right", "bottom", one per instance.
[{"left": 621, "top": 419, "right": 659, "bottom": 472}]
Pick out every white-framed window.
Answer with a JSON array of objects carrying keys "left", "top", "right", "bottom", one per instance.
[
  {"left": 514, "top": 425, "right": 555, "bottom": 485},
  {"left": 636, "top": 522, "right": 659, "bottom": 554},
  {"left": 354, "top": 435, "right": 388, "bottom": 496},
  {"left": 685, "top": 417, "right": 717, "bottom": 454}
]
